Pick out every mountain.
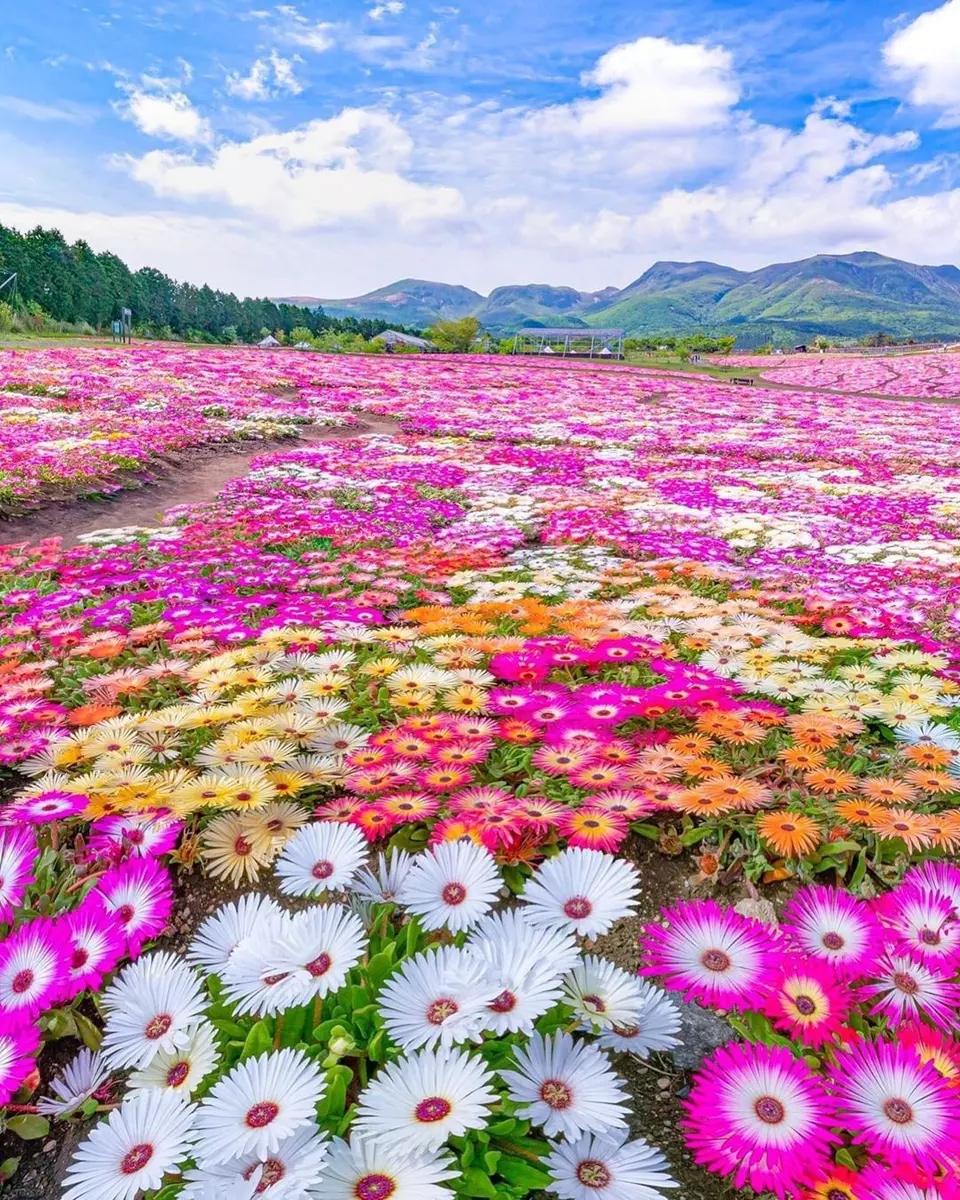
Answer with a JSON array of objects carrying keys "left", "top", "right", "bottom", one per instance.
[{"left": 274, "top": 253, "right": 960, "bottom": 344}]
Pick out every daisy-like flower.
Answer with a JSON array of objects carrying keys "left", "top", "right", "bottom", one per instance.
[
  {"left": 5, "top": 789, "right": 86, "bottom": 823},
  {"left": 101, "top": 951, "right": 207, "bottom": 1069},
  {"left": 179, "top": 1125, "right": 330, "bottom": 1199},
  {"left": 520, "top": 847, "right": 639, "bottom": 940},
  {"left": 592, "top": 981, "right": 682, "bottom": 1059},
  {"left": 96, "top": 857, "right": 173, "bottom": 955},
  {"left": 352, "top": 1046, "right": 497, "bottom": 1152},
  {"left": 201, "top": 813, "right": 275, "bottom": 887},
  {"left": 312, "top": 1137, "right": 457, "bottom": 1200},
  {"left": 0, "top": 825, "right": 36, "bottom": 922},
  {"left": 274, "top": 820, "right": 368, "bottom": 897},
  {"left": 468, "top": 909, "right": 580, "bottom": 1034},
  {"left": 188, "top": 893, "right": 286, "bottom": 976},
  {"left": 58, "top": 894, "right": 126, "bottom": 1000},
  {"left": 352, "top": 850, "right": 416, "bottom": 904},
  {"left": 564, "top": 956, "right": 646, "bottom": 1032},
  {"left": 641, "top": 900, "right": 776, "bottom": 1010},
  {"left": 377, "top": 945, "right": 497, "bottom": 1051},
  {"left": 191, "top": 1048, "right": 326, "bottom": 1167},
  {"left": 903, "top": 860, "right": 960, "bottom": 912},
  {"left": 91, "top": 813, "right": 182, "bottom": 859},
  {"left": 401, "top": 840, "right": 501, "bottom": 933},
  {"left": 830, "top": 1041, "right": 960, "bottom": 1174},
  {"left": 685, "top": 1042, "right": 836, "bottom": 1198},
  {"left": 0, "top": 917, "right": 67, "bottom": 1021},
  {"left": 781, "top": 885, "right": 881, "bottom": 977},
  {"left": 38, "top": 1049, "right": 111, "bottom": 1117},
  {"left": 128, "top": 1021, "right": 220, "bottom": 1096},
  {"left": 62, "top": 1088, "right": 196, "bottom": 1200},
  {"left": 857, "top": 1166, "right": 958, "bottom": 1200},
  {"left": 545, "top": 1130, "right": 678, "bottom": 1200},
  {"left": 882, "top": 886, "right": 960, "bottom": 971},
  {"left": 501, "top": 1032, "right": 629, "bottom": 1139},
  {"left": 763, "top": 960, "right": 850, "bottom": 1047},
  {"left": 861, "top": 954, "right": 960, "bottom": 1029},
  {"left": 0, "top": 1021, "right": 40, "bottom": 1106}
]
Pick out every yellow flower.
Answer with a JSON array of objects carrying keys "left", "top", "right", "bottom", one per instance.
[{"left": 201, "top": 814, "right": 275, "bottom": 887}]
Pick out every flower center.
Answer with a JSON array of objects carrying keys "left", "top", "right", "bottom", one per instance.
[
  {"left": 11, "top": 969, "right": 34, "bottom": 994},
  {"left": 575, "top": 1159, "right": 612, "bottom": 1189},
  {"left": 920, "top": 928, "right": 941, "bottom": 946},
  {"left": 244, "top": 1159, "right": 285, "bottom": 1193},
  {"left": 700, "top": 948, "right": 732, "bottom": 973},
  {"left": 166, "top": 1061, "right": 190, "bottom": 1088},
  {"left": 893, "top": 971, "right": 920, "bottom": 995},
  {"left": 582, "top": 993, "right": 606, "bottom": 1014},
  {"left": 306, "top": 953, "right": 332, "bottom": 978},
  {"left": 117, "top": 904, "right": 136, "bottom": 924},
  {"left": 540, "top": 1079, "right": 574, "bottom": 1110},
  {"left": 245, "top": 1101, "right": 280, "bottom": 1129},
  {"left": 145, "top": 1014, "right": 172, "bottom": 1040},
  {"left": 312, "top": 860, "right": 335, "bottom": 880},
  {"left": 490, "top": 989, "right": 517, "bottom": 1013},
  {"left": 794, "top": 995, "right": 817, "bottom": 1017},
  {"left": 120, "top": 1143, "right": 154, "bottom": 1174},
  {"left": 263, "top": 972, "right": 291, "bottom": 987},
  {"left": 426, "top": 997, "right": 459, "bottom": 1024},
  {"left": 883, "top": 1097, "right": 914, "bottom": 1125},
  {"left": 441, "top": 882, "right": 467, "bottom": 906},
  {"left": 414, "top": 1096, "right": 452, "bottom": 1123},
  {"left": 71, "top": 948, "right": 89, "bottom": 970},
  {"left": 827, "top": 1190, "right": 851, "bottom": 1200},
  {"left": 563, "top": 895, "right": 593, "bottom": 920},
  {"left": 821, "top": 932, "right": 844, "bottom": 951},
  {"left": 355, "top": 1174, "right": 397, "bottom": 1200},
  {"left": 754, "top": 1096, "right": 786, "bottom": 1124}
]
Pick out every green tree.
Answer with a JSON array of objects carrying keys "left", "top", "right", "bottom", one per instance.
[
  {"left": 289, "top": 327, "right": 315, "bottom": 345},
  {"left": 427, "top": 316, "right": 481, "bottom": 353}
]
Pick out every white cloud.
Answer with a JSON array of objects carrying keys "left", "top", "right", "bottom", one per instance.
[
  {"left": 368, "top": 1, "right": 404, "bottom": 18},
  {"left": 118, "top": 82, "right": 211, "bottom": 143},
  {"left": 0, "top": 95, "right": 95, "bottom": 124},
  {"left": 125, "top": 109, "right": 464, "bottom": 230},
  {"left": 226, "top": 51, "right": 303, "bottom": 100},
  {"left": 884, "top": 0, "right": 960, "bottom": 125},
  {"left": 279, "top": 7, "right": 337, "bottom": 53}
]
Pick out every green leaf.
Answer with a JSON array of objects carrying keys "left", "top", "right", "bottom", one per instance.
[
  {"left": 836, "top": 1147, "right": 859, "bottom": 1171},
  {"left": 456, "top": 1165, "right": 498, "bottom": 1197},
  {"left": 241, "top": 1020, "right": 273, "bottom": 1060},
  {"left": 365, "top": 947, "right": 397, "bottom": 989},
  {"left": 498, "top": 1158, "right": 552, "bottom": 1190},
  {"left": 679, "top": 826, "right": 714, "bottom": 846},
  {"left": 6, "top": 1116, "right": 50, "bottom": 1141},
  {"left": 0, "top": 1158, "right": 19, "bottom": 1184},
  {"left": 849, "top": 850, "right": 868, "bottom": 891},
  {"left": 73, "top": 1011, "right": 103, "bottom": 1052}
]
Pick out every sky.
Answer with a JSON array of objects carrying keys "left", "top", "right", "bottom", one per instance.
[{"left": 2, "top": 0, "right": 960, "bottom": 298}]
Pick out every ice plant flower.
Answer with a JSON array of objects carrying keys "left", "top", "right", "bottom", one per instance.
[
  {"left": 545, "top": 1130, "right": 678, "bottom": 1200},
  {"left": 376, "top": 944, "right": 497, "bottom": 1051},
  {"left": 401, "top": 838, "right": 501, "bottom": 933},
  {"left": 313, "top": 1137, "right": 458, "bottom": 1200},
  {"left": 520, "top": 847, "right": 639, "bottom": 940},
  {"left": 100, "top": 951, "right": 207, "bottom": 1069},
  {"left": 274, "top": 820, "right": 368, "bottom": 897}
]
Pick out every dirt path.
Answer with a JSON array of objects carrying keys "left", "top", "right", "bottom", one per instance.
[{"left": 0, "top": 415, "right": 400, "bottom": 549}]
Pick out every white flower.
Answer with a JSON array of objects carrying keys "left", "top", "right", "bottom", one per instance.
[
  {"left": 501, "top": 1033, "right": 629, "bottom": 1139},
  {"left": 101, "top": 952, "right": 207, "bottom": 1070},
  {"left": 401, "top": 840, "right": 501, "bottom": 933},
  {"left": 191, "top": 1048, "right": 326, "bottom": 1167},
  {"left": 188, "top": 893, "right": 286, "bottom": 975},
  {"left": 520, "top": 848, "right": 639, "bottom": 939},
  {"left": 467, "top": 909, "right": 580, "bottom": 1034},
  {"left": 180, "top": 1125, "right": 329, "bottom": 1199},
  {"left": 545, "top": 1131, "right": 678, "bottom": 1200},
  {"left": 127, "top": 1022, "right": 220, "bottom": 1096},
  {"left": 352, "top": 850, "right": 416, "bottom": 904},
  {"left": 591, "top": 983, "right": 682, "bottom": 1058},
  {"left": 62, "top": 1088, "right": 196, "bottom": 1200},
  {"left": 274, "top": 821, "right": 368, "bottom": 897},
  {"left": 309, "top": 721, "right": 369, "bottom": 757},
  {"left": 352, "top": 1047, "right": 497, "bottom": 1152},
  {"left": 377, "top": 945, "right": 497, "bottom": 1051},
  {"left": 312, "top": 1136, "right": 457, "bottom": 1200},
  {"left": 38, "top": 1049, "right": 111, "bottom": 1117},
  {"left": 564, "top": 957, "right": 646, "bottom": 1032},
  {"left": 217, "top": 924, "right": 306, "bottom": 1018}
]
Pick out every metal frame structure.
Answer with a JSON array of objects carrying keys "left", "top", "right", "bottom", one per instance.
[
  {"left": 511, "top": 327, "right": 625, "bottom": 359},
  {"left": 0, "top": 273, "right": 17, "bottom": 304}
]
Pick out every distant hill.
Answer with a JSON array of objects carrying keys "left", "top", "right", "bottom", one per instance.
[{"left": 275, "top": 253, "right": 960, "bottom": 344}]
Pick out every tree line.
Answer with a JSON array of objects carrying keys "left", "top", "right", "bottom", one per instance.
[{"left": 0, "top": 224, "right": 419, "bottom": 343}]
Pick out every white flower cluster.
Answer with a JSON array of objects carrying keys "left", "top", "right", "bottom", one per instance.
[{"left": 56, "top": 838, "right": 681, "bottom": 1200}]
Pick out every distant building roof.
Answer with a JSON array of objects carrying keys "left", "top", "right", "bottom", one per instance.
[
  {"left": 373, "top": 329, "right": 435, "bottom": 349},
  {"left": 258, "top": 335, "right": 280, "bottom": 347}
]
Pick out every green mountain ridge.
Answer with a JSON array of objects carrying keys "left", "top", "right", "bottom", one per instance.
[{"left": 273, "top": 252, "right": 960, "bottom": 344}]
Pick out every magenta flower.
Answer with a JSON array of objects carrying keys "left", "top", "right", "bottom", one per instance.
[
  {"left": 684, "top": 1042, "right": 837, "bottom": 1197},
  {"left": 860, "top": 954, "right": 960, "bottom": 1030},
  {"left": 57, "top": 895, "right": 127, "bottom": 1001},
  {"left": 641, "top": 900, "right": 778, "bottom": 1010},
  {"left": 781, "top": 884, "right": 882, "bottom": 978},
  {"left": 1, "top": 790, "right": 87, "bottom": 824},
  {"left": 96, "top": 857, "right": 173, "bottom": 955},
  {"left": 830, "top": 1041, "right": 960, "bottom": 1175},
  {"left": 0, "top": 1020, "right": 41, "bottom": 1105},
  {"left": 0, "top": 826, "right": 37, "bottom": 923},
  {"left": 0, "top": 918, "right": 68, "bottom": 1022}
]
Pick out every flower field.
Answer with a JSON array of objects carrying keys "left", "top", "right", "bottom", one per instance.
[
  {"left": 723, "top": 350, "right": 960, "bottom": 399},
  {"left": 3, "top": 346, "right": 960, "bottom": 1199}
]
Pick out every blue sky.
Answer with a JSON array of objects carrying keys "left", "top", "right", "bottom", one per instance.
[{"left": 2, "top": 0, "right": 960, "bottom": 297}]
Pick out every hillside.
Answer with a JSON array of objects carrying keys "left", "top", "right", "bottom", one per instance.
[{"left": 275, "top": 253, "right": 960, "bottom": 343}]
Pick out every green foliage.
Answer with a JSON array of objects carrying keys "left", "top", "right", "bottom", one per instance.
[
  {"left": 427, "top": 316, "right": 482, "bottom": 353},
  {"left": 289, "top": 326, "right": 315, "bottom": 345},
  {"left": 0, "top": 301, "right": 13, "bottom": 333}
]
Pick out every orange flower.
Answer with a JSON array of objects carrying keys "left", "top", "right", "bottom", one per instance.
[
  {"left": 695, "top": 776, "right": 772, "bottom": 810},
  {"left": 666, "top": 734, "right": 715, "bottom": 757},
  {"left": 834, "top": 799, "right": 883, "bottom": 826},
  {"left": 902, "top": 743, "right": 955, "bottom": 768},
  {"left": 757, "top": 812, "right": 822, "bottom": 858},
  {"left": 805, "top": 768, "right": 859, "bottom": 795},
  {"left": 924, "top": 814, "right": 960, "bottom": 852},
  {"left": 681, "top": 757, "right": 730, "bottom": 780},
  {"left": 67, "top": 702, "right": 122, "bottom": 726},
  {"left": 671, "top": 787, "right": 740, "bottom": 816},
  {"left": 779, "top": 747, "right": 827, "bottom": 771},
  {"left": 904, "top": 768, "right": 957, "bottom": 795},
  {"left": 789, "top": 726, "right": 839, "bottom": 751},
  {"left": 866, "top": 808, "right": 935, "bottom": 852},
  {"left": 859, "top": 778, "right": 919, "bottom": 806}
]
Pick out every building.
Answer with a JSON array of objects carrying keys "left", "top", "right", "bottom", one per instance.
[
  {"left": 373, "top": 330, "right": 436, "bottom": 352},
  {"left": 511, "top": 328, "right": 625, "bottom": 359}
]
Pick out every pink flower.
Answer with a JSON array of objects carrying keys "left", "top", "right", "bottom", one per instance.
[{"left": 96, "top": 858, "right": 173, "bottom": 955}]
